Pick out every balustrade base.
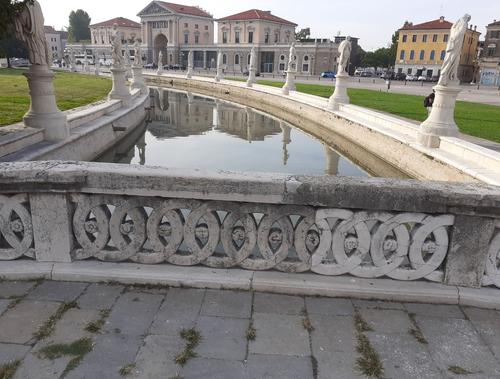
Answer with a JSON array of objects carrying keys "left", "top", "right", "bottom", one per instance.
[{"left": 1, "top": 260, "right": 499, "bottom": 310}]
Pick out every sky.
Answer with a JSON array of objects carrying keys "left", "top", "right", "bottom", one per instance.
[{"left": 39, "top": 0, "right": 499, "bottom": 51}]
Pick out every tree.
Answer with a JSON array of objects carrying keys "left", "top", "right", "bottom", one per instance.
[
  {"left": 362, "top": 47, "right": 392, "bottom": 71},
  {"left": 68, "top": 9, "right": 91, "bottom": 42},
  {"left": 0, "top": 0, "right": 33, "bottom": 67},
  {"left": 295, "top": 27, "right": 311, "bottom": 41}
]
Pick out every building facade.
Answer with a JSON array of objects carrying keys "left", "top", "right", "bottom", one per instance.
[
  {"left": 395, "top": 17, "right": 480, "bottom": 82},
  {"left": 44, "top": 26, "right": 67, "bottom": 60},
  {"left": 479, "top": 20, "right": 500, "bottom": 86},
  {"left": 138, "top": 1, "right": 214, "bottom": 65}
]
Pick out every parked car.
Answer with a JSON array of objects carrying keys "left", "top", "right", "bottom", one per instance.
[
  {"left": 144, "top": 63, "right": 157, "bottom": 69},
  {"left": 406, "top": 74, "right": 417, "bottom": 81},
  {"left": 354, "top": 68, "right": 364, "bottom": 76},
  {"left": 243, "top": 70, "right": 261, "bottom": 77},
  {"left": 360, "top": 71, "right": 374, "bottom": 77},
  {"left": 320, "top": 71, "right": 336, "bottom": 78},
  {"left": 394, "top": 73, "right": 407, "bottom": 81},
  {"left": 10, "top": 58, "right": 29, "bottom": 67}
]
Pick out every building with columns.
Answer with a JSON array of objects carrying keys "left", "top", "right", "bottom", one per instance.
[
  {"left": 137, "top": 1, "right": 214, "bottom": 65},
  {"left": 479, "top": 20, "right": 500, "bottom": 86}
]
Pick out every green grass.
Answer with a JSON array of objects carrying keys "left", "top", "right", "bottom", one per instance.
[
  {"left": 0, "top": 68, "right": 111, "bottom": 126},
  {"left": 227, "top": 78, "right": 500, "bottom": 143}
]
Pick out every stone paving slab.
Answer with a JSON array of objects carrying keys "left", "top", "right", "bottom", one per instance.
[
  {"left": 360, "top": 309, "right": 413, "bottom": 334},
  {"left": 77, "top": 283, "right": 123, "bottom": 310},
  {"left": 0, "top": 299, "right": 9, "bottom": 316},
  {"left": 404, "top": 303, "right": 465, "bottom": 319},
  {"left": 14, "top": 351, "right": 72, "bottom": 379},
  {"left": 196, "top": 316, "right": 248, "bottom": 360},
  {"left": 246, "top": 354, "right": 314, "bottom": 379},
  {"left": 253, "top": 293, "right": 305, "bottom": 315},
  {"left": 250, "top": 313, "right": 310, "bottom": 357},
  {"left": 25, "top": 281, "right": 88, "bottom": 303},
  {"left": 201, "top": 289, "right": 252, "bottom": 319},
  {"left": 0, "top": 300, "right": 60, "bottom": 344},
  {"left": 0, "top": 343, "right": 31, "bottom": 364},
  {"left": 306, "top": 297, "right": 355, "bottom": 316},
  {"left": 0, "top": 281, "right": 36, "bottom": 299},
  {"left": 463, "top": 307, "right": 500, "bottom": 359},
  {"left": 182, "top": 358, "right": 247, "bottom": 379}
]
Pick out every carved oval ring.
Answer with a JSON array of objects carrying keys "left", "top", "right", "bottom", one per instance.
[
  {"left": 0, "top": 194, "right": 33, "bottom": 260},
  {"left": 484, "top": 231, "right": 500, "bottom": 288}
]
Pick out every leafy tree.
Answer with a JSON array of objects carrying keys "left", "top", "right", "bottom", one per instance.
[
  {"left": 68, "top": 9, "right": 91, "bottom": 42},
  {"left": 0, "top": 0, "right": 32, "bottom": 67},
  {"left": 295, "top": 27, "right": 311, "bottom": 41},
  {"left": 362, "top": 47, "right": 392, "bottom": 71}
]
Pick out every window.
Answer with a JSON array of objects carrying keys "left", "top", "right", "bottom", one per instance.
[
  {"left": 430, "top": 50, "right": 435, "bottom": 60},
  {"left": 222, "top": 54, "right": 227, "bottom": 65},
  {"left": 302, "top": 63, "right": 309, "bottom": 72},
  {"left": 279, "top": 63, "right": 285, "bottom": 70},
  {"left": 407, "top": 68, "right": 412, "bottom": 74},
  {"left": 274, "top": 33, "right": 279, "bottom": 43},
  {"left": 184, "top": 33, "right": 188, "bottom": 44},
  {"left": 194, "top": 34, "right": 199, "bottom": 44},
  {"left": 402, "top": 35, "right": 407, "bottom": 42},
  {"left": 440, "top": 50, "right": 446, "bottom": 60},
  {"left": 304, "top": 56, "right": 309, "bottom": 61},
  {"left": 422, "top": 34, "right": 427, "bottom": 42},
  {"left": 400, "top": 50, "right": 405, "bottom": 60},
  {"left": 443, "top": 34, "right": 449, "bottom": 42},
  {"left": 248, "top": 31, "right": 253, "bottom": 43},
  {"left": 280, "top": 55, "right": 285, "bottom": 60},
  {"left": 184, "top": 23, "right": 188, "bottom": 28},
  {"left": 235, "top": 54, "right": 239, "bottom": 65},
  {"left": 410, "top": 50, "right": 415, "bottom": 60},
  {"left": 265, "top": 32, "right": 269, "bottom": 44},
  {"left": 412, "top": 34, "right": 417, "bottom": 42},
  {"left": 487, "top": 47, "right": 496, "bottom": 56},
  {"left": 419, "top": 50, "right": 425, "bottom": 60},
  {"left": 195, "top": 24, "right": 198, "bottom": 29},
  {"left": 235, "top": 31, "right": 240, "bottom": 44},
  {"left": 433, "top": 34, "right": 438, "bottom": 42},
  {"left": 205, "top": 25, "right": 208, "bottom": 31},
  {"left": 222, "top": 31, "right": 227, "bottom": 44},
  {"left": 490, "top": 30, "right": 500, "bottom": 38}
]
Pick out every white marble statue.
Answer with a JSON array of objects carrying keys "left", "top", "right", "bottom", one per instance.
[
  {"left": 188, "top": 50, "right": 194, "bottom": 69},
  {"left": 124, "top": 44, "right": 131, "bottom": 66},
  {"left": 287, "top": 42, "right": 296, "bottom": 72},
  {"left": 13, "top": 0, "right": 50, "bottom": 66},
  {"left": 111, "top": 24, "right": 124, "bottom": 68},
  {"left": 250, "top": 46, "right": 257, "bottom": 70},
  {"left": 438, "top": 14, "right": 471, "bottom": 87},
  {"left": 337, "top": 36, "right": 352, "bottom": 75},
  {"left": 134, "top": 41, "right": 143, "bottom": 67},
  {"left": 158, "top": 50, "right": 163, "bottom": 66}
]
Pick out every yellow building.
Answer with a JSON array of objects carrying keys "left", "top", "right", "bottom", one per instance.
[{"left": 395, "top": 16, "right": 480, "bottom": 82}]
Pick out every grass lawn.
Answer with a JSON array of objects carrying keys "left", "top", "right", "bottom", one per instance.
[
  {"left": 228, "top": 78, "right": 500, "bottom": 143},
  {"left": 0, "top": 68, "right": 112, "bottom": 126}
]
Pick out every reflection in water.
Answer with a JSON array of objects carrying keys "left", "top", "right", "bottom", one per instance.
[{"left": 96, "top": 88, "right": 370, "bottom": 177}]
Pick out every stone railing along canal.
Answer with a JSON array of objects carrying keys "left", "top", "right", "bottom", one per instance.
[{"left": 0, "top": 161, "right": 499, "bottom": 290}]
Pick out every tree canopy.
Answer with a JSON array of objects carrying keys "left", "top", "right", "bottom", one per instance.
[
  {"left": 295, "top": 28, "right": 311, "bottom": 41},
  {"left": 68, "top": 9, "right": 91, "bottom": 42}
]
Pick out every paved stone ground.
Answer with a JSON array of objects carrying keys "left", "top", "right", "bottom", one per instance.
[{"left": 0, "top": 280, "right": 500, "bottom": 379}]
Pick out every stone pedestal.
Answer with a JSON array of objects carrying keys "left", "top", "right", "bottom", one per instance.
[
  {"left": 157, "top": 65, "right": 164, "bottom": 76},
  {"left": 70, "top": 63, "right": 77, "bottom": 72},
  {"left": 215, "top": 68, "right": 223, "bottom": 82},
  {"left": 281, "top": 70, "right": 296, "bottom": 95},
  {"left": 186, "top": 66, "right": 193, "bottom": 79},
  {"left": 327, "top": 73, "right": 350, "bottom": 110},
  {"left": 246, "top": 68, "right": 256, "bottom": 87},
  {"left": 131, "top": 66, "right": 147, "bottom": 94},
  {"left": 417, "top": 84, "right": 461, "bottom": 148},
  {"left": 22, "top": 65, "right": 69, "bottom": 141},
  {"left": 108, "top": 67, "right": 132, "bottom": 107}
]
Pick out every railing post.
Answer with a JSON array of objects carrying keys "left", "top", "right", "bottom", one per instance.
[
  {"left": 30, "top": 193, "right": 73, "bottom": 263},
  {"left": 444, "top": 215, "right": 496, "bottom": 287}
]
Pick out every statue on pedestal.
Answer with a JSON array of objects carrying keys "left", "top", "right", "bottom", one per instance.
[
  {"left": 186, "top": 50, "right": 194, "bottom": 78},
  {"left": 287, "top": 42, "right": 296, "bottom": 72},
  {"left": 13, "top": 0, "right": 50, "bottom": 66},
  {"left": 246, "top": 46, "right": 257, "bottom": 87},
  {"left": 111, "top": 24, "right": 124, "bottom": 68},
  {"left": 337, "top": 36, "right": 352, "bottom": 75},
  {"left": 438, "top": 14, "right": 471, "bottom": 87},
  {"left": 134, "top": 41, "right": 143, "bottom": 67}
]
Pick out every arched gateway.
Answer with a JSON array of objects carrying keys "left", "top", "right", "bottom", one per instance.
[{"left": 154, "top": 34, "right": 168, "bottom": 65}]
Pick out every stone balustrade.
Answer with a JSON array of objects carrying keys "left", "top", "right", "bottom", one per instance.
[
  {"left": 0, "top": 161, "right": 499, "bottom": 290},
  {"left": 0, "top": 161, "right": 500, "bottom": 287}
]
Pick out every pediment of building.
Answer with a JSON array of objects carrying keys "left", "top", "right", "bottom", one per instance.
[{"left": 138, "top": 2, "right": 172, "bottom": 17}]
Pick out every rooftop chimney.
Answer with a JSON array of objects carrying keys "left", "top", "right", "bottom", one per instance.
[{"left": 439, "top": 16, "right": 445, "bottom": 22}]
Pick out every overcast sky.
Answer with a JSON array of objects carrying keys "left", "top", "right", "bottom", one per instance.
[{"left": 39, "top": 0, "right": 499, "bottom": 51}]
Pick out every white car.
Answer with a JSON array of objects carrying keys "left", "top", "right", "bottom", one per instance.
[
  {"left": 417, "top": 76, "right": 427, "bottom": 81},
  {"left": 406, "top": 74, "right": 417, "bottom": 81}
]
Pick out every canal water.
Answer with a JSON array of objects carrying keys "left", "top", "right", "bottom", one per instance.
[{"left": 97, "top": 88, "right": 391, "bottom": 178}]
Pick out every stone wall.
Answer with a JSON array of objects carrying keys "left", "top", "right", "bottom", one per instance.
[{"left": 0, "top": 161, "right": 499, "bottom": 290}]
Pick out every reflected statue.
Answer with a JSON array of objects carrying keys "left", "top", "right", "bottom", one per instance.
[
  {"left": 136, "top": 134, "right": 147, "bottom": 165},
  {"left": 324, "top": 145, "right": 340, "bottom": 175},
  {"left": 111, "top": 24, "right": 124, "bottom": 68},
  {"left": 438, "top": 14, "right": 471, "bottom": 87},
  {"left": 212, "top": 99, "right": 221, "bottom": 129},
  {"left": 245, "top": 107, "right": 254, "bottom": 143},
  {"left": 280, "top": 122, "right": 291, "bottom": 166},
  {"left": 337, "top": 36, "right": 352, "bottom": 75},
  {"left": 14, "top": 0, "right": 50, "bottom": 66}
]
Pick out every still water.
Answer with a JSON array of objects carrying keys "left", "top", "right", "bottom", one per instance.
[{"left": 97, "top": 88, "right": 370, "bottom": 177}]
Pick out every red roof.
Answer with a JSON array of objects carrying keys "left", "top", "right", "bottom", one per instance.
[
  {"left": 157, "top": 1, "right": 212, "bottom": 18},
  {"left": 401, "top": 18, "right": 453, "bottom": 31},
  {"left": 90, "top": 17, "right": 141, "bottom": 28},
  {"left": 218, "top": 9, "right": 297, "bottom": 26}
]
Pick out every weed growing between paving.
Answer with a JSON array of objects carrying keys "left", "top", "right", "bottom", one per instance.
[
  {"left": 407, "top": 313, "right": 428, "bottom": 344},
  {"left": 448, "top": 365, "right": 473, "bottom": 375},
  {"left": 175, "top": 328, "right": 202, "bottom": 366},
  {"left": 246, "top": 321, "right": 257, "bottom": 341},
  {"left": 302, "top": 317, "right": 315, "bottom": 332},
  {"left": 34, "top": 301, "right": 78, "bottom": 340},
  {"left": 85, "top": 309, "right": 111, "bottom": 333},
  {"left": 37, "top": 338, "right": 93, "bottom": 378},
  {"left": 0, "top": 360, "right": 21, "bottom": 379},
  {"left": 119, "top": 363, "right": 136, "bottom": 376},
  {"left": 353, "top": 310, "right": 384, "bottom": 378}
]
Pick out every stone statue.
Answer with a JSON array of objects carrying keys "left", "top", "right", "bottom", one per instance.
[
  {"left": 134, "top": 41, "right": 143, "bottom": 67},
  {"left": 250, "top": 46, "right": 257, "bottom": 70},
  {"left": 111, "top": 24, "right": 124, "bottom": 68},
  {"left": 188, "top": 50, "right": 194, "bottom": 68},
  {"left": 287, "top": 42, "right": 296, "bottom": 72},
  {"left": 438, "top": 14, "right": 471, "bottom": 86},
  {"left": 217, "top": 49, "right": 223, "bottom": 68},
  {"left": 158, "top": 50, "right": 163, "bottom": 66},
  {"left": 124, "top": 44, "right": 131, "bottom": 66},
  {"left": 13, "top": 0, "right": 50, "bottom": 66},
  {"left": 337, "top": 36, "right": 352, "bottom": 75}
]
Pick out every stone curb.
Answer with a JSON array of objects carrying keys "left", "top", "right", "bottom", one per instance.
[{"left": 0, "top": 261, "right": 498, "bottom": 310}]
